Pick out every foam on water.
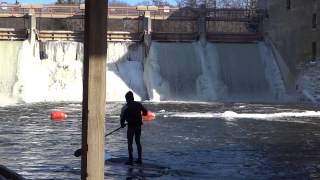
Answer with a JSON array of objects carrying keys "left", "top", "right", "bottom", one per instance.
[{"left": 164, "top": 111, "right": 320, "bottom": 123}]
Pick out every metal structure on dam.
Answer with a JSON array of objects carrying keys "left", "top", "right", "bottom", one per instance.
[{"left": 0, "top": 4, "right": 265, "bottom": 43}]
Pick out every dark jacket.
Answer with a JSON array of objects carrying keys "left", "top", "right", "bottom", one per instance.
[{"left": 120, "top": 101, "right": 148, "bottom": 128}]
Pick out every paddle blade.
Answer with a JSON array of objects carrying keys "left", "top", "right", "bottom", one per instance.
[{"left": 74, "top": 149, "right": 82, "bottom": 157}]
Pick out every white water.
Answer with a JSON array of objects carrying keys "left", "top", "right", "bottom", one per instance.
[
  {"left": 0, "top": 41, "right": 146, "bottom": 105},
  {"left": 0, "top": 40, "right": 289, "bottom": 105},
  {"left": 145, "top": 42, "right": 287, "bottom": 102},
  {"left": 13, "top": 41, "right": 83, "bottom": 103},
  {"left": 0, "top": 41, "right": 22, "bottom": 106},
  {"left": 144, "top": 42, "right": 203, "bottom": 101},
  {"left": 106, "top": 42, "right": 147, "bottom": 101},
  {"left": 164, "top": 111, "right": 320, "bottom": 124}
]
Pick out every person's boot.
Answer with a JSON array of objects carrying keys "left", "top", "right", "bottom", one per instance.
[
  {"left": 135, "top": 158, "right": 142, "bottom": 165},
  {"left": 125, "top": 159, "right": 133, "bottom": 165}
]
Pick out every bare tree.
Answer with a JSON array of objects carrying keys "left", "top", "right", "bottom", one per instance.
[
  {"left": 215, "top": 0, "right": 252, "bottom": 8},
  {"left": 175, "top": 0, "right": 184, "bottom": 7},
  {"left": 176, "top": 0, "right": 255, "bottom": 8},
  {"left": 152, "top": 0, "right": 162, "bottom": 6},
  {"left": 109, "top": 0, "right": 129, "bottom": 6},
  {"left": 55, "top": 0, "right": 83, "bottom": 4},
  {"left": 135, "top": 0, "right": 152, "bottom": 6},
  {"left": 136, "top": 0, "right": 172, "bottom": 6},
  {"left": 198, "top": 0, "right": 217, "bottom": 8},
  {"left": 182, "top": 0, "right": 197, "bottom": 7}
]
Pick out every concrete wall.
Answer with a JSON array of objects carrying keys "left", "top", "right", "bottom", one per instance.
[
  {"left": 0, "top": 17, "right": 28, "bottom": 29},
  {"left": 37, "top": 18, "right": 143, "bottom": 32},
  {"left": 152, "top": 19, "right": 197, "bottom": 33},
  {"left": 260, "top": 0, "right": 320, "bottom": 74},
  {"left": 152, "top": 7, "right": 199, "bottom": 33},
  {"left": 108, "top": 19, "right": 142, "bottom": 32}
]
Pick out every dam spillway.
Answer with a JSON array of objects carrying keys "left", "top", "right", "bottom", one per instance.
[
  {"left": 0, "top": 41, "right": 22, "bottom": 105},
  {"left": 145, "top": 42, "right": 286, "bottom": 102},
  {"left": 0, "top": 40, "right": 288, "bottom": 105},
  {"left": 0, "top": 5, "right": 287, "bottom": 104}
]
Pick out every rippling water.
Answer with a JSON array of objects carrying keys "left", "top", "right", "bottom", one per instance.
[{"left": 1, "top": 102, "right": 320, "bottom": 179}]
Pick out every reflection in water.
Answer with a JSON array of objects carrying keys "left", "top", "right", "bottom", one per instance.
[
  {"left": 107, "top": 157, "right": 170, "bottom": 179},
  {"left": 0, "top": 102, "right": 320, "bottom": 179},
  {"left": 126, "top": 167, "right": 143, "bottom": 180}
]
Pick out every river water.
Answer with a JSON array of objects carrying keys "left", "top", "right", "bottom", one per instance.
[{"left": 1, "top": 102, "right": 320, "bottom": 179}]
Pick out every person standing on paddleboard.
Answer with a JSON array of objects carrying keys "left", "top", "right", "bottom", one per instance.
[{"left": 120, "top": 91, "right": 148, "bottom": 165}]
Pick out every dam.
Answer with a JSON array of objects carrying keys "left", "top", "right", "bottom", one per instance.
[
  {"left": 0, "top": 4, "right": 292, "bottom": 105},
  {"left": 2, "top": 2, "right": 320, "bottom": 180}
]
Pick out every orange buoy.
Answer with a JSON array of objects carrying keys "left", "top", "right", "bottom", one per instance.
[
  {"left": 142, "top": 111, "right": 155, "bottom": 121},
  {"left": 51, "top": 111, "right": 67, "bottom": 121}
]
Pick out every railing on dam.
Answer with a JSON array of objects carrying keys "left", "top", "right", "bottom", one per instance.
[
  {"left": 0, "top": 4, "right": 263, "bottom": 20},
  {"left": 35, "top": 30, "right": 144, "bottom": 42},
  {"left": 0, "top": 28, "right": 27, "bottom": 40},
  {"left": 207, "top": 32, "right": 263, "bottom": 43},
  {"left": 0, "top": 4, "right": 265, "bottom": 42},
  {"left": 0, "top": 4, "right": 177, "bottom": 18},
  {"left": 151, "top": 32, "right": 199, "bottom": 42}
]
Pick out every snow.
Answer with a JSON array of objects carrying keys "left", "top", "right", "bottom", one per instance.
[{"left": 297, "top": 61, "right": 320, "bottom": 104}]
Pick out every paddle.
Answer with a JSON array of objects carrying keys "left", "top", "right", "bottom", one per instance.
[
  {"left": 74, "top": 126, "right": 123, "bottom": 157},
  {"left": 105, "top": 126, "right": 122, "bottom": 137}
]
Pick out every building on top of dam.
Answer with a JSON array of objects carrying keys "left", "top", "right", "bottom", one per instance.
[{"left": 258, "top": 0, "right": 320, "bottom": 74}]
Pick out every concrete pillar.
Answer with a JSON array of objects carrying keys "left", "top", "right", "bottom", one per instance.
[
  {"left": 81, "top": 0, "right": 107, "bottom": 179},
  {"left": 198, "top": 8, "right": 207, "bottom": 46},
  {"left": 143, "top": 11, "right": 152, "bottom": 57},
  {"left": 28, "top": 9, "right": 36, "bottom": 43},
  {"left": 144, "top": 11, "right": 152, "bottom": 34},
  {"left": 28, "top": 9, "right": 37, "bottom": 57}
]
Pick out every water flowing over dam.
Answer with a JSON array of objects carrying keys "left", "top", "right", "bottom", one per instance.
[
  {"left": 0, "top": 41, "right": 22, "bottom": 105},
  {"left": 0, "top": 40, "right": 288, "bottom": 105},
  {"left": 145, "top": 42, "right": 286, "bottom": 102}
]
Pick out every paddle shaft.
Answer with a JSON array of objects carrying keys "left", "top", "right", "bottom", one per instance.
[
  {"left": 105, "top": 126, "right": 122, "bottom": 137},
  {"left": 74, "top": 126, "right": 123, "bottom": 157}
]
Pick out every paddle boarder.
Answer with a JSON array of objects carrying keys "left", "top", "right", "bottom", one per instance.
[{"left": 120, "top": 91, "right": 148, "bottom": 165}]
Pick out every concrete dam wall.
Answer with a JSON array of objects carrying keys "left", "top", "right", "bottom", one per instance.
[{"left": 0, "top": 40, "right": 289, "bottom": 105}]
